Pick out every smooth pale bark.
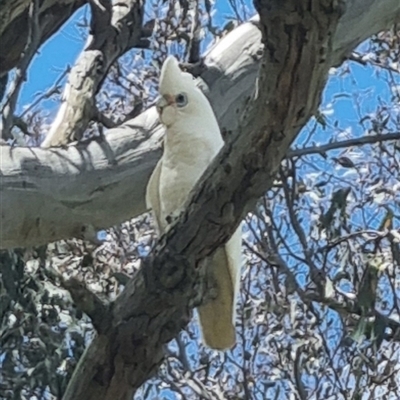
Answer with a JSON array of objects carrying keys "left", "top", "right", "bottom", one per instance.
[
  {"left": 63, "top": 1, "right": 344, "bottom": 398},
  {"left": 0, "top": 0, "right": 399, "bottom": 250},
  {"left": 0, "top": 19, "right": 262, "bottom": 248},
  {"left": 40, "top": 0, "right": 145, "bottom": 147},
  {"left": 0, "top": 0, "right": 398, "bottom": 398}
]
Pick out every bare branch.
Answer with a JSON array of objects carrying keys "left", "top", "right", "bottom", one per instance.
[
  {"left": 0, "top": 73, "right": 8, "bottom": 103},
  {"left": 348, "top": 51, "right": 400, "bottom": 73},
  {"left": 13, "top": 116, "right": 34, "bottom": 137},
  {"left": 62, "top": 1, "right": 345, "bottom": 398},
  {"left": 0, "top": 0, "right": 87, "bottom": 76},
  {"left": 1, "top": 0, "right": 41, "bottom": 140},
  {"left": 41, "top": 0, "right": 146, "bottom": 148},
  {"left": 288, "top": 132, "right": 400, "bottom": 159},
  {"left": 61, "top": 276, "right": 110, "bottom": 333},
  {"left": 19, "top": 67, "right": 69, "bottom": 118},
  {"left": 1, "top": 1, "right": 399, "bottom": 250},
  {"left": 93, "top": 108, "right": 118, "bottom": 129}
]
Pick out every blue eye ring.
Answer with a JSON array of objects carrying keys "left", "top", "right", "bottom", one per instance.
[{"left": 175, "top": 93, "right": 188, "bottom": 107}]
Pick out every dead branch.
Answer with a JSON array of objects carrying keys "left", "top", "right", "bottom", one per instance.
[
  {"left": 62, "top": 1, "right": 344, "bottom": 398},
  {"left": 1, "top": 0, "right": 41, "bottom": 140},
  {"left": 2, "top": 0, "right": 399, "bottom": 249},
  {"left": 41, "top": 0, "right": 146, "bottom": 148},
  {"left": 0, "top": 0, "right": 86, "bottom": 76}
]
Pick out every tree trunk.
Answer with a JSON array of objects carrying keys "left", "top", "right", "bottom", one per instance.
[
  {"left": 60, "top": 0, "right": 399, "bottom": 398},
  {"left": 1, "top": 0, "right": 399, "bottom": 249},
  {"left": 0, "top": 0, "right": 86, "bottom": 76}
]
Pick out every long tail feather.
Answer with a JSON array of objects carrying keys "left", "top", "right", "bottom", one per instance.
[{"left": 197, "top": 228, "right": 242, "bottom": 350}]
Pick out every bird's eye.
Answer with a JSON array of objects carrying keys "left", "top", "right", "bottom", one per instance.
[{"left": 175, "top": 93, "right": 188, "bottom": 107}]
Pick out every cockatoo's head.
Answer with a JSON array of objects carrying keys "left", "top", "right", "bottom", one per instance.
[{"left": 157, "top": 56, "right": 211, "bottom": 128}]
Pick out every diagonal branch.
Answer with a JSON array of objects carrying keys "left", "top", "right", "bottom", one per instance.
[
  {"left": 41, "top": 0, "right": 146, "bottom": 148},
  {"left": 1, "top": 0, "right": 42, "bottom": 140},
  {"left": 0, "top": 0, "right": 87, "bottom": 76},
  {"left": 288, "top": 132, "right": 400, "bottom": 158},
  {"left": 62, "top": 276, "right": 110, "bottom": 333},
  {"left": 62, "top": 1, "right": 345, "bottom": 399},
  {"left": 1, "top": 1, "right": 399, "bottom": 250}
]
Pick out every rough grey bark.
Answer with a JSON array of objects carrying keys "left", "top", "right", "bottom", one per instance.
[
  {"left": 1, "top": 0, "right": 399, "bottom": 249},
  {"left": 62, "top": 1, "right": 345, "bottom": 398},
  {"left": 40, "top": 0, "right": 146, "bottom": 147},
  {"left": 0, "top": 0, "right": 86, "bottom": 76}
]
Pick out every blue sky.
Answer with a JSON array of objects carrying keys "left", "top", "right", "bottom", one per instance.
[
  {"left": 19, "top": 1, "right": 254, "bottom": 107},
  {"left": 18, "top": 0, "right": 399, "bottom": 259},
  {"left": 18, "top": 0, "right": 393, "bottom": 148},
  {"left": 18, "top": 6, "right": 88, "bottom": 111},
  {"left": 10, "top": 2, "right": 400, "bottom": 398}
]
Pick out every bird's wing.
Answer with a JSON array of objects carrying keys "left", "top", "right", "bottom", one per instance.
[
  {"left": 197, "top": 226, "right": 242, "bottom": 350},
  {"left": 146, "top": 158, "right": 163, "bottom": 233}
]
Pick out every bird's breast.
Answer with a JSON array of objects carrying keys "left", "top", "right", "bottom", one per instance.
[{"left": 158, "top": 139, "right": 220, "bottom": 228}]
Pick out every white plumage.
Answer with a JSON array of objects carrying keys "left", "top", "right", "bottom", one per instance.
[{"left": 146, "top": 56, "right": 242, "bottom": 350}]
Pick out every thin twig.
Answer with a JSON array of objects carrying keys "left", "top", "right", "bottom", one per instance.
[
  {"left": 1, "top": 0, "right": 42, "bottom": 140},
  {"left": 20, "top": 67, "right": 69, "bottom": 118},
  {"left": 348, "top": 52, "right": 400, "bottom": 74},
  {"left": 287, "top": 133, "right": 400, "bottom": 159}
]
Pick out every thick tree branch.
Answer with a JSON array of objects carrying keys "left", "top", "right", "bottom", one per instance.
[
  {"left": 40, "top": 0, "right": 145, "bottom": 148},
  {"left": 0, "top": 0, "right": 87, "bottom": 77},
  {"left": 62, "top": 277, "right": 110, "bottom": 333},
  {"left": 1, "top": 0, "right": 399, "bottom": 251},
  {"left": 0, "top": 19, "right": 263, "bottom": 249},
  {"left": 62, "top": 1, "right": 345, "bottom": 398},
  {"left": 1, "top": 0, "right": 41, "bottom": 140},
  {"left": 0, "top": 0, "right": 397, "bottom": 398}
]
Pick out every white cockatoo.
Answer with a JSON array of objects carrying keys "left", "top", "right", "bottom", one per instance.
[{"left": 146, "top": 56, "right": 242, "bottom": 350}]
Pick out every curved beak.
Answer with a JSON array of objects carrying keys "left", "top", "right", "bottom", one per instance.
[{"left": 156, "top": 94, "right": 175, "bottom": 113}]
